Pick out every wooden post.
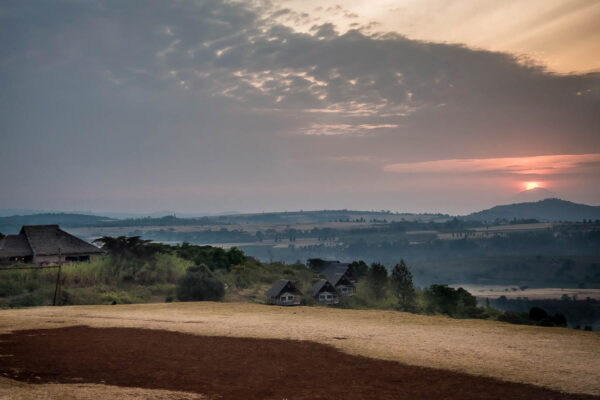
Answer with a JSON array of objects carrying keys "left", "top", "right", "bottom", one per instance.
[{"left": 53, "top": 248, "right": 63, "bottom": 306}]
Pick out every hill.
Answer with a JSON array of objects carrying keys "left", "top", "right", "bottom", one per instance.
[
  {"left": 0, "top": 213, "right": 116, "bottom": 234},
  {"left": 463, "top": 198, "right": 600, "bottom": 222},
  {"left": 510, "top": 187, "right": 558, "bottom": 203}
]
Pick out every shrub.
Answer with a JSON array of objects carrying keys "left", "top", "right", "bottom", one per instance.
[
  {"left": 176, "top": 265, "right": 225, "bottom": 302},
  {"left": 421, "top": 285, "right": 486, "bottom": 318},
  {"left": 497, "top": 311, "right": 530, "bottom": 325},
  {"left": 529, "top": 306, "right": 548, "bottom": 322}
]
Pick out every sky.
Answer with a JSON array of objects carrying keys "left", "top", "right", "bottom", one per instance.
[{"left": 0, "top": 0, "right": 599, "bottom": 215}]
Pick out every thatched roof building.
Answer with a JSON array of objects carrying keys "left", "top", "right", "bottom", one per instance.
[
  {"left": 322, "top": 263, "right": 355, "bottom": 296},
  {"left": 265, "top": 279, "right": 303, "bottom": 306},
  {"left": 311, "top": 279, "right": 339, "bottom": 304},
  {"left": 0, "top": 225, "right": 103, "bottom": 265}
]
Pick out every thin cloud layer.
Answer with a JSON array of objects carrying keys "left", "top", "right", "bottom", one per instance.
[{"left": 384, "top": 154, "right": 600, "bottom": 176}]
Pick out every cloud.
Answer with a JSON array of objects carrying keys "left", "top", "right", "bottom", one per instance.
[
  {"left": 0, "top": 0, "right": 598, "bottom": 213},
  {"left": 304, "top": 123, "right": 399, "bottom": 135},
  {"left": 384, "top": 154, "right": 600, "bottom": 176}
]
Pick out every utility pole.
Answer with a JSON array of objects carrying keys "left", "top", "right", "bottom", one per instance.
[{"left": 53, "top": 247, "right": 63, "bottom": 306}]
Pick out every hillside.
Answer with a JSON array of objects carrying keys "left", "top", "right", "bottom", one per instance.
[
  {"left": 463, "top": 198, "right": 600, "bottom": 222},
  {"left": 0, "top": 213, "right": 116, "bottom": 234}
]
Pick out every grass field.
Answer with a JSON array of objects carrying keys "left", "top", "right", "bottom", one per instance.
[
  {"left": 0, "top": 377, "right": 204, "bottom": 400},
  {"left": 1, "top": 302, "right": 598, "bottom": 397}
]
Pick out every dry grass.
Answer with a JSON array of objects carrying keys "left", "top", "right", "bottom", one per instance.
[
  {"left": 1, "top": 302, "right": 599, "bottom": 396},
  {"left": 453, "top": 284, "right": 600, "bottom": 300},
  {"left": 0, "top": 377, "right": 204, "bottom": 399}
]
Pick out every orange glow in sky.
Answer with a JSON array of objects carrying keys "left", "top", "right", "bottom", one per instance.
[{"left": 525, "top": 182, "right": 541, "bottom": 190}]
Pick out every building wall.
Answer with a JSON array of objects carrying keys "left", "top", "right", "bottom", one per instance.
[
  {"left": 267, "top": 291, "right": 302, "bottom": 306},
  {"left": 336, "top": 284, "right": 354, "bottom": 296},
  {"left": 34, "top": 253, "right": 101, "bottom": 266},
  {"left": 316, "top": 290, "right": 339, "bottom": 304}
]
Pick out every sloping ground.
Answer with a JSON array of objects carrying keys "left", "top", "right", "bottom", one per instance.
[
  {"left": 0, "top": 302, "right": 598, "bottom": 395},
  {"left": 0, "top": 377, "right": 204, "bottom": 400},
  {"left": 1, "top": 326, "right": 596, "bottom": 400}
]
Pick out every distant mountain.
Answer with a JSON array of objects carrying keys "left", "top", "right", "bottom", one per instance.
[
  {"left": 0, "top": 213, "right": 116, "bottom": 234},
  {"left": 510, "top": 187, "right": 558, "bottom": 203},
  {"left": 463, "top": 198, "right": 600, "bottom": 222}
]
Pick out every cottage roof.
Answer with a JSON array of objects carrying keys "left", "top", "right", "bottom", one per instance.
[
  {"left": 311, "top": 279, "right": 337, "bottom": 297},
  {"left": 265, "top": 279, "right": 302, "bottom": 297},
  {"left": 322, "top": 263, "right": 351, "bottom": 287},
  {"left": 18, "top": 225, "right": 103, "bottom": 256},
  {"left": 0, "top": 234, "right": 33, "bottom": 258},
  {"left": 0, "top": 225, "right": 103, "bottom": 260}
]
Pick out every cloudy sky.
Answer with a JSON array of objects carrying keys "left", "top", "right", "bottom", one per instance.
[{"left": 1, "top": 0, "right": 598, "bottom": 215}]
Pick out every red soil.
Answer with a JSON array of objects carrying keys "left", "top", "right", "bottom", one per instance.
[{"left": 0, "top": 326, "right": 596, "bottom": 400}]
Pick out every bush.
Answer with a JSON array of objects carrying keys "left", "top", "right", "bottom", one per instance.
[
  {"left": 497, "top": 311, "right": 530, "bottom": 325},
  {"left": 423, "top": 285, "right": 483, "bottom": 317},
  {"left": 529, "top": 307, "right": 548, "bottom": 322},
  {"left": 176, "top": 265, "right": 225, "bottom": 302}
]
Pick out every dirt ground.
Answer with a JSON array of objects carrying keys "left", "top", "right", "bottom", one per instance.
[
  {"left": 0, "top": 376, "right": 204, "bottom": 400},
  {"left": 0, "top": 303, "right": 599, "bottom": 396},
  {"left": 1, "top": 326, "right": 597, "bottom": 400}
]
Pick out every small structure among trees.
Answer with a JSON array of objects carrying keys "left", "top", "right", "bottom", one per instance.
[
  {"left": 265, "top": 279, "right": 302, "bottom": 306},
  {"left": 311, "top": 279, "right": 339, "bottom": 304},
  {"left": 321, "top": 263, "right": 355, "bottom": 296}
]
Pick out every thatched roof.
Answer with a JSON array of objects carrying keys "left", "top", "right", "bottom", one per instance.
[
  {"left": 0, "top": 225, "right": 103, "bottom": 259},
  {"left": 0, "top": 234, "right": 33, "bottom": 258},
  {"left": 311, "top": 279, "right": 337, "bottom": 297},
  {"left": 322, "top": 263, "right": 351, "bottom": 287},
  {"left": 265, "top": 279, "right": 302, "bottom": 297}
]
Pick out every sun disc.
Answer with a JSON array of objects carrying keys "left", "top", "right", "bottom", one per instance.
[{"left": 525, "top": 182, "right": 539, "bottom": 190}]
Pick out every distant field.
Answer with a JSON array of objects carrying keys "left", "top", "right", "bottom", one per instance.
[
  {"left": 0, "top": 302, "right": 598, "bottom": 397},
  {"left": 454, "top": 284, "right": 600, "bottom": 300}
]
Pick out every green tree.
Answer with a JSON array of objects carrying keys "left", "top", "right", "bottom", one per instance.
[
  {"left": 367, "top": 263, "right": 388, "bottom": 299},
  {"left": 390, "top": 260, "right": 415, "bottom": 311},
  {"left": 176, "top": 265, "right": 225, "bottom": 302},
  {"left": 349, "top": 260, "right": 369, "bottom": 280},
  {"left": 94, "top": 236, "right": 166, "bottom": 278}
]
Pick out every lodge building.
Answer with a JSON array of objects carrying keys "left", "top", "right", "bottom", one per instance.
[{"left": 0, "top": 225, "right": 104, "bottom": 265}]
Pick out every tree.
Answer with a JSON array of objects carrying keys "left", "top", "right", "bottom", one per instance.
[
  {"left": 423, "top": 284, "right": 480, "bottom": 316},
  {"left": 93, "top": 236, "right": 165, "bottom": 278},
  {"left": 349, "top": 260, "right": 369, "bottom": 280},
  {"left": 307, "top": 258, "right": 327, "bottom": 272},
  {"left": 176, "top": 265, "right": 225, "bottom": 302},
  {"left": 391, "top": 260, "right": 415, "bottom": 310},
  {"left": 367, "top": 263, "right": 388, "bottom": 300}
]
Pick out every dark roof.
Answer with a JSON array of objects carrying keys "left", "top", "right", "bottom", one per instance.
[
  {"left": 19, "top": 225, "right": 103, "bottom": 256},
  {"left": 0, "top": 234, "right": 33, "bottom": 258},
  {"left": 322, "top": 263, "right": 350, "bottom": 286},
  {"left": 311, "top": 279, "right": 337, "bottom": 297},
  {"left": 265, "top": 279, "right": 302, "bottom": 297},
  {"left": 0, "top": 225, "right": 103, "bottom": 259}
]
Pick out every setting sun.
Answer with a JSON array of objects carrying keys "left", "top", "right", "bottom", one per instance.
[{"left": 525, "top": 182, "right": 540, "bottom": 190}]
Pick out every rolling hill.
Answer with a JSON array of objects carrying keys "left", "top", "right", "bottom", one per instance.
[
  {"left": 463, "top": 198, "right": 600, "bottom": 222},
  {"left": 0, "top": 213, "right": 116, "bottom": 235}
]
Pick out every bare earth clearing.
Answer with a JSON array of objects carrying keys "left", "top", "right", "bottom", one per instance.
[{"left": 0, "top": 303, "right": 598, "bottom": 398}]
